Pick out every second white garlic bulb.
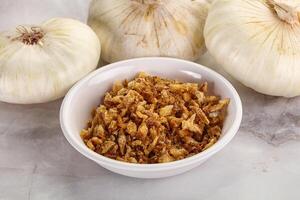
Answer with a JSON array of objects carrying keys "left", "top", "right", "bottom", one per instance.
[{"left": 88, "top": 0, "right": 210, "bottom": 63}]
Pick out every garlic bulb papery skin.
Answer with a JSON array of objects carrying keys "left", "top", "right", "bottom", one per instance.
[
  {"left": 88, "top": 0, "right": 210, "bottom": 63},
  {"left": 0, "top": 18, "right": 100, "bottom": 104},
  {"left": 204, "top": 0, "right": 300, "bottom": 97}
]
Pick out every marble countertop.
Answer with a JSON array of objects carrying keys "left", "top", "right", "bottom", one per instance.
[{"left": 1, "top": 1, "right": 300, "bottom": 199}]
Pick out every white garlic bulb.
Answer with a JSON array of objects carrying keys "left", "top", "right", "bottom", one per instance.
[
  {"left": 0, "top": 18, "right": 100, "bottom": 104},
  {"left": 204, "top": 0, "right": 300, "bottom": 97},
  {"left": 88, "top": 0, "right": 210, "bottom": 63}
]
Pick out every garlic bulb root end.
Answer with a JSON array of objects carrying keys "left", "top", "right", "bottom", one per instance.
[{"left": 12, "top": 26, "right": 44, "bottom": 46}]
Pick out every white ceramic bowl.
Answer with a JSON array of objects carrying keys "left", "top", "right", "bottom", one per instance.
[{"left": 60, "top": 57, "right": 242, "bottom": 179}]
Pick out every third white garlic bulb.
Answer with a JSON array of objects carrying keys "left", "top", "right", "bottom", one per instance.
[{"left": 204, "top": 0, "right": 300, "bottom": 97}]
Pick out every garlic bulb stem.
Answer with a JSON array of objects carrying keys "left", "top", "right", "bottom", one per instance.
[
  {"left": 133, "top": 0, "right": 161, "bottom": 4},
  {"left": 268, "top": 0, "right": 300, "bottom": 25}
]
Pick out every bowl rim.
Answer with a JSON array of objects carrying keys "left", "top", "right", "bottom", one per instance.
[{"left": 60, "top": 57, "right": 243, "bottom": 171}]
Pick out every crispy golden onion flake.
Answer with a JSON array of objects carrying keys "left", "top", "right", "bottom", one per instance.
[{"left": 80, "top": 72, "right": 229, "bottom": 164}]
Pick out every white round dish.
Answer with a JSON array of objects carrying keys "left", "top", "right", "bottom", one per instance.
[{"left": 60, "top": 57, "right": 242, "bottom": 179}]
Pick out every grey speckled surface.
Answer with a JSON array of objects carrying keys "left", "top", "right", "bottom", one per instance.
[{"left": 1, "top": 1, "right": 300, "bottom": 200}]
